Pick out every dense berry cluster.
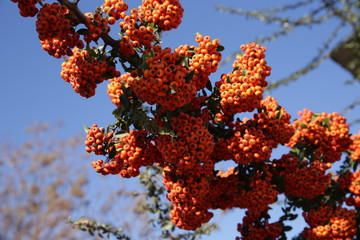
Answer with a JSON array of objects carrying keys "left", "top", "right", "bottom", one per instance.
[
  {"left": 102, "top": 0, "right": 128, "bottom": 23},
  {"left": 255, "top": 96, "right": 295, "bottom": 146},
  {"left": 36, "top": 3, "right": 83, "bottom": 58},
  {"left": 91, "top": 130, "right": 158, "bottom": 177},
  {"left": 11, "top": 0, "right": 38, "bottom": 17},
  {"left": 119, "top": 9, "right": 155, "bottom": 47},
  {"left": 208, "top": 168, "right": 278, "bottom": 213},
  {"left": 216, "top": 43, "right": 271, "bottom": 115},
  {"left": 236, "top": 211, "right": 282, "bottom": 240},
  {"left": 156, "top": 113, "right": 214, "bottom": 169},
  {"left": 302, "top": 205, "right": 357, "bottom": 239},
  {"left": 274, "top": 153, "right": 332, "bottom": 199},
  {"left": 175, "top": 34, "right": 222, "bottom": 90},
  {"left": 156, "top": 113, "right": 215, "bottom": 229},
  {"left": 349, "top": 131, "right": 360, "bottom": 160},
  {"left": 338, "top": 170, "right": 360, "bottom": 209},
  {"left": 287, "top": 109, "right": 351, "bottom": 163},
  {"left": 107, "top": 73, "right": 133, "bottom": 107},
  {"left": 85, "top": 124, "right": 113, "bottom": 155},
  {"left": 60, "top": 48, "right": 120, "bottom": 98},
  {"left": 132, "top": 47, "right": 196, "bottom": 110},
  {"left": 227, "top": 120, "right": 272, "bottom": 164},
  {"left": 138, "top": 0, "right": 184, "bottom": 31},
  {"left": 83, "top": 12, "right": 111, "bottom": 43}
]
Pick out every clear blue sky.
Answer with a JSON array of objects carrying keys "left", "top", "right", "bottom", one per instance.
[{"left": 1, "top": 0, "right": 359, "bottom": 239}]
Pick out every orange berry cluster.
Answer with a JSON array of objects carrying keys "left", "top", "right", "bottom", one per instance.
[
  {"left": 36, "top": 3, "right": 83, "bottom": 58},
  {"left": 119, "top": 9, "right": 155, "bottom": 47},
  {"left": 236, "top": 211, "right": 282, "bottom": 240},
  {"left": 102, "top": 0, "right": 128, "bottom": 24},
  {"left": 175, "top": 34, "right": 222, "bottom": 91},
  {"left": 339, "top": 170, "right": 360, "bottom": 209},
  {"left": 287, "top": 109, "right": 351, "bottom": 163},
  {"left": 11, "top": 0, "right": 38, "bottom": 17},
  {"left": 91, "top": 130, "right": 158, "bottom": 177},
  {"left": 349, "top": 130, "right": 360, "bottom": 160},
  {"left": 60, "top": 48, "right": 120, "bottom": 98},
  {"left": 156, "top": 113, "right": 214, "bottom": 170},
  {"left": 225, "top": 96, "right": 294, "bottom": 164},
  {"left": 217, "top": 43, "right": 271, "bottom": 115},
  {"left": 138, "top": 0, "right": 184, "bottom": 31},
  {"left": 132, "top": 47, "right": 196, "bottom": 110},
  {"left": 107, "top": 73, "right": 133, "bottom": 107},
  {"left": 255, "top": 96, "right": 295, "bottom": 146},
  {"left": 156, "top": 113, "right": 215, "bottom": 229},
  {"left": 302, "top": 205, "right": 357, "bottom": 239},
  {"left": 85, "top": 124, "right": 113, "bottom": 155},
  {"left": 162, "top": 164, "right": 214, "bottom": 230},
  {"left": 208, "top": 168, "right": 278, "bottom": 213},
  {"left": 273, "top": 153, "right": 332, "bottom": 199},
  {"left": 227, "top": 120, "right": 272, "bottom": 164},
  {"left": 83, "top": 13, "right": 111, "bottom": 43}
]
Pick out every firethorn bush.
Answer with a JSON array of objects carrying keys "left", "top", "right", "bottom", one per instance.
[{"left": 11, "top": 0, "right": 360, "bottom": 239}]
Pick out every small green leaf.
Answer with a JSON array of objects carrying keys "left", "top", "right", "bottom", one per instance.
[
  {"left": 77, "top": 28, "right": 89, "bottom": 35},
  {"left": 169, "top": 86, "right": 176, "bottom": 94},
  {"left": 84, "top": 124, "right": 90, "bottom": 133},
  {"left": 300, "top": 123, "right": 307, "bottom": 128},
  {"left": 216, "top": 45, "right": 225, "bottom": 52},
  {"left": 185, "top": 70, "right": 195, "bottom": 83},
  {"left": 206, "top": 80, "right": 213, "bottom": 91}
]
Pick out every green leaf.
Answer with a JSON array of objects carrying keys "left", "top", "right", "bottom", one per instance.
[
  {"left": 300, "top": 123, "right": 307, "bottom": 128},
  {"left": 216, "top": 45, "right": 225, "bottom": 52},
  {"left": 84, "top": 124, "right": 90, "bottom": 133},
  {"left": 321, "top": 117, "right": 331, "bottom": 129},
  {"left": 206, "top": 80, "right": 213, "bottom": 91},
  {"left": 169, "top": 86, "right": 176, "bottom": 94},
  {"left": 276, "top": 110, "right": 283, "bottom": 119},
  {"left": 185, "top": 70, "right": 195, "bottom": 83},
  {"left": 77, "top": 28, "right": 89, "bottom": 35},
  {"left": 283, "top": 226, "right": 293, "bottom": 231}
]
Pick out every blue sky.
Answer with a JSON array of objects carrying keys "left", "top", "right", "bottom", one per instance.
[{"left": 1, "top": 0, "right": 359, "bottom": 239}]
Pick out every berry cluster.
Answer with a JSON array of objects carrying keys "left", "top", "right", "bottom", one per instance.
[
  {"left": 302, "top": 205, "right": 357, "bottom": 239},
  {"left": 217, "top": 43, "right": 271, "bottom": 115},
  {"left": 85, "top": 124, "right": 113, "bottom": 155},
  {"left": 349, "top": 131, "right": 360, "bottom": 160},
  {"left": 138, "top": 0, "right": 184, "bottom": 31},
  {"left": 255, "top": 96, "right": 295, "bottom": 146},
  {"left": 107, "top": 73, "right": 133, "bottom": 107},
  {"left": 156, "top": 113, "right": 215, "bottom": 229},
  {"left": 208, "top": 168, "right": 278, "bottom": 213},
  {"left": 60, "top": 48, "right": 120, "bottom": 98},
  {"left": 11, "top": 0, "right": 38, "bottom": 17},
  {"left": 338, "top": 170, "right": 360, "bottom": 209},
  {"left": 274, "top": 153, "right": 332, "bottom": 199},
  {"left": 156, "top": 113, "right": 214, "bottom": 170},
  {"left": 36, "top": 3, "right": 83, "bottom": 58},
  {"left": 132, "top": 47, "right": 196, "bottom": 110},
  {"left": 175, "top": 34, "right": 222, "bottom": 90},
  {"left": 227, "top": 120, "right": 272, "bottom": 164},
  {"left": 119, "top": 9, "right": 155, "bottom": 47},
  {"left": 236, "top": 211, "right": 282, "bottom": 240},
  {"left": 91, "top": 130, "right": 158, "bottom": 177},
  {"left": 83, "top": 12, "right": 111, "bottom": 43},
  {"left": 287, "top": 109, "right": 351, "bottom": 163},
  {"left": 102, "top": 0, "right": 128, "bottom": 24}
]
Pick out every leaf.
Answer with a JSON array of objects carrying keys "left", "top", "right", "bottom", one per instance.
[
  {"left": 77, "top": 28, "right": 89, "bottom": 35},
  {"left": 206, "top": 80, "right": 213, "bottom": 91},
  {"left": 300, "top": 123, "right": 307, "bottom": 128},
  {"left": 185, "top": 70, "right": 195, "bottom": 83},
  {"left": 321, "top": 117, "right": 331, "bottom": 129},
  {"left": 276, "top": 110, "right": 283, "bottom": 120},
  {"left": 169, "top": 86, "right": 176, "bottom": 94},
  {"left": 283, "top": 226, "right": 293, "bottom": 231},
  {"left": 216, "top": 45, "right": 225, "bottom": 52},
  {"left": 84, "top": 124, "right": 90, "bottom": 133}
]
